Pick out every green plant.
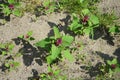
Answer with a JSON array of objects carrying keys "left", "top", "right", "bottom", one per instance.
[
  {"left": 35, "top": 27, "right": 75, "bottom": 65},
  {"left": 4, "top": 60, "right": 20, "bottom": 71},
  {"left": 100, "top": 58, "right": 120, "bottom": 78},
  {"left": 37, "top": 0, "right": 56, "bottom": 14},
  {"left": 18, "top": 31, "right": 35, "bottom": 41},
  {"left": 69, "top": 10, "right": 99, "bottom": 38},
  {"left": 0, "top": 42, "right": 14, "bottom": 56},
  {"left": 57, "top": 0, "right": 100, "bottom": 15},
  {"left": 0, "top": 0, "right": 22, "bottom": 16},
  {"left": 40, "top": 66, "right": 67, "bottom": 80}
]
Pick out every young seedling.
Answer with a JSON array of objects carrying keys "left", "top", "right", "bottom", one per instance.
[
  {"left": 0, "top": 0, "right": 22, "bottom": 16},
  {"left": 18, "top": 31, "right": 35, "bottom": 41},
  {"left": 100, "top": 58, "right": 120, "bottom": 78},
  {"left": 4, "top": 60, "right": 20, "bottom": 71},
  {"left": 0, "top": 42, "right": 14, "bottom": 56},
  {"left": 40, "top": 66, "right": 67, "bottom": 80}
]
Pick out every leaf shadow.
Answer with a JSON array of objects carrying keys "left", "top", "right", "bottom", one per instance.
[
  {"left": 47, "top": 15, "right": 76, "bottom": 37},
  {"left": 80, "top": 51, "right": 114, "bottom": 78},
  {"left": 28, "top": 69, "right": 40, "bottom": 80},
  {"left": 12, "top": 37, "right": 48, "bottom": 67},
  {"left": 113, "top": 47, "right": 120, "bottom": 63}
]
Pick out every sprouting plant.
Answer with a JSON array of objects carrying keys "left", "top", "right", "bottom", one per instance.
[
  {"left": 0, "top": 0, "right": 22, "bottom": 16},
  {"left": 35, "top": 27, "right": 75, "bottom": 65},
  {"left": 107, "top": 58, "right": 120, "bottom": 77},
  {"left": 69, "top": 9, "right": 99, "bottom": 38},
  {"left": 18, "top": 31, "right": 35, "bottom": 41},
  {"left": 4, "top": 60, "right": 20, "bottom": 71},
  {"left": 0, "top": 42, "right": 14, "bottom": 56},
  {"left": 40, "top": 66, "right": 67, "bottom": 80},
  {"left": 100, "top": 58, "right": 120, "bottom": 78}
]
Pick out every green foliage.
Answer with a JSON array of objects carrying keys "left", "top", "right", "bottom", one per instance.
[
  {"left": 62, "top": 50, "right": 74, "bottom": 61},
  {"left": 109, "top": 25, "right": 120, "bottom": 34},
  {"left": 0, "top": 42, "right": 14, "bottom": 56},
  {"left": 69, "top": 12, "right": 99, "bottom": 38},
  {"left": 0, "top": 0, "right": 22, "bottom": 16},
  {"left": 35, "top": 27, "right": 74, "bottom": 65},
  {"left": 53, "top": 27, "right": 61, "bottom": 39},
  {"left": 18, "top": 31, "right": 35, "bottom": 41},
  {"left": 5, "top": 60, "right": 20, "bottom": 71},
  {"left": 40, "top": 66, "right": 67, "bottom": 80},
  {"left": 57, "top": 0, "right": 100, "bottom": 15},
  {"left": 37, "top": 0, "right": 56, "bottom": 14},
  {"left": 99, "top": 58, "right": 120, "bottom": 78}
]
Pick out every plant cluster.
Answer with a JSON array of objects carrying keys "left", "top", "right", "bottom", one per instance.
[{"left": 0, "top": 42, "right": 20, "bottom": 71}]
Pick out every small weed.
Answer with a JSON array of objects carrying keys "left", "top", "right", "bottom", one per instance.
[
  {"left": 4, "top": 59, "right": 20, "bottom": 71},
  {"left": 40, "top": 66, "right": 67, "bottom": 80},
  {"left": 0, "top": 0, "right": 22, "bottom": 17},
  {"left": 99, "top": 58, "right": 120, "bottom": 78},
  {"left": 18, "top": 31, "right": 35, "bottom": 41},
  {"left": 0, "top": 42, "right": 14, "bottom": 56},
  {"left": 69, "top": 11, "right": 99, "bottom": 38}
]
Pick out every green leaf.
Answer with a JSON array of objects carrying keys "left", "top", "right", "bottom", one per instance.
[
  {"left": 51, "top": 44, "right": 60, "bottom": 59},
  {"left": 27, "top": 31, "right": 33, "bottom": 36},
  {"left": 18, "top": 35, "right": 24, "bottom": 39},
  {"left": 8, "top": 0, "right": 15, "bottom": 4},
  {"left": 89, "top": 14, "right": 99, "bottom": 25},
  {"left": 8, "top": 44, "right": 14, "bottom": 50},
  {"left": 5, "top": 63, "right": 10, "bottom": 67},
  {"left": 53, "top": 70, "right": 60, "bottom": 75},
  {"left": 80, "top": 0, "right": 84, "bottom": 3},
  {"left": 62, "top": 50, "right": 74, "bottom": 61},
  {"left": 107, "top": 58, "right": 117, "bottom": 65},
  {"left": 72, "top": 13, "right": 79, "bottom": 22},
  {"left": 69, "top": 13, "right": 83, "bottom": 31},
  {"left": 35, "top": 38, "right": 51, "bottom": 48},
  {"left": 109, "top": 26, "right": 120, "bottom": 33},
  {"left": 62, "top": 35, "right": 74, "bottom": 47},
  {"left": 43, "top": 0, "right": 50, "bottom": 7},
  {"left": 3, "top": 7, "right": 11, "bottom": 16},
  {"left": 13, "top": 62, "right": 20, "bottom": 67},
  {"left": 82, "top": 9, "right": 90, "bottom": 15},
  {"left": 12, "top": 9, "right": 21, "bottom": 16},
  {"left": 69, "top": 21, "right": 82, "bottom": 31},
  {"left": 115, "top": 67, "right": 120, "bottom": 72},
  {"left": 47, "top": 45, "right": 60, "bottom": 64},
  {"left": 2, "top": 51, "right": 7, "bottom": 55},
  {"left": 83, "top": 27, "right": 91, "bottom": 35},
  {"left": 47, "top": 56, "right": 53, "bottom": 64},
  {"left": 47, "top": 66, "right": 52, "bottom": 72},
  {"left": 111, "top": 58, "right": 117, "bottom": 64},
  {"left": 53, "top": 27, "right": 61, "bottom": 39}
]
